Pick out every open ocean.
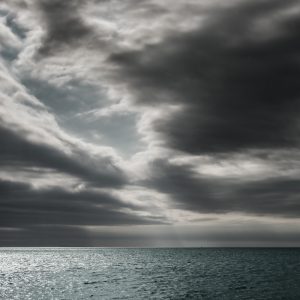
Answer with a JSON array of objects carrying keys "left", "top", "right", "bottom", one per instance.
[{"left": 0, "top": 248, "right": 299, "bottom": 299}]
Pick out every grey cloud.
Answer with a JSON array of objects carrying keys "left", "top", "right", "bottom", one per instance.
[
  {"left": 0, "top": 226, "right": 93, "bottom": 246},
  {"left": 143, "top": 160, "right": 224, "bottom": 213},
  {"left": 0, "top": 126, "right": 126, "bottom": 187},
  {"left": 109, "top": 0, "right": 300, "bottom": 154},
  {"left": 2, "top": 220, "right": 300, "bottom": 247},
  {"left": 4, "top": 8, "right": 27, "bottom": 40},
  {"left": 0, "top": 178, "right": 164, "bottom": 227},
  {"left": 1, "top": 222, "right": 299, "bottom": 247},
  {"left": 232, "top": 178, "right": 300, "bottom": 217},
  {"left": 144, "top": 160, "right": 300, "bottom": 218},
  {"left": 33, "top": 0, "right": 172, "bottom": 58},
  {"left": 0, "top": 13, "right": 23, "bottom": 61},
  {"left": 2, "top": 0, "right": 300, "bottom": 246},
  {"left": 36, "top": 0, "right": 94, "bottom": 56}
]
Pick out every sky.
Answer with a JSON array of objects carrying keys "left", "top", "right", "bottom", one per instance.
[{"left": 1, "top": 0, "right": 300, "bottom": 247}]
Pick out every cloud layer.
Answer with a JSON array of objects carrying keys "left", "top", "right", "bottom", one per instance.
[
  {"left": 110, "top": 0, "right": 300, "bottom": 154},
  {"left": 1, "top": 0, "right": 300, "bottom": 245}
]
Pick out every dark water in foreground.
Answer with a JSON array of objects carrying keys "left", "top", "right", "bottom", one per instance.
[{"left": 0, "top": 248, "right": 299, "bottom": 299}]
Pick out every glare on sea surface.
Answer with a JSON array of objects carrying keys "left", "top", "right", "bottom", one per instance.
[{"left": 0, "top": 248, "right": 111, "bottom": 299}]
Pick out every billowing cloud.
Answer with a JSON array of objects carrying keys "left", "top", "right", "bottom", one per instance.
[
  {"left": 35, "top": 0, "right": 95, "bottom": 56},
  {"left": 109, "top": 0, "right": 300, "bottom": 154},
  {"left": 144, "top": 159, "right": 300, "bottom": 218},
  {"left": 1, "top": 0, "right": 300, "bottom": 246},
  {"left": 0, "top": 178, "right": 163, "bottom": 227},
  {"left": 0, "top": 126, "right": 126, "bottom": 187}
]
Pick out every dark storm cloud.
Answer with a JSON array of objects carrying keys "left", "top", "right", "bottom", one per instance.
[
  {"left": 36, "top": 0, "right": 94, "bottom": 55},
  {"left": 144, "top": 160, "right": 300, "bottom": 218},
  {"left": 110, "top": 0, "right": 300, "bottom": 154},
  {"left": 0, "top": 226, "right": 92, "bottom": 246},
  {"left": 177, "top": 227, "right": 300, "bottom": 247},
  {"left": 0, "top": 126, "right": 126, "bottom": 187},
  {"left": 232, "top": 177, "right": 300, "bottom": 217},
  {"left": 143, "top": 159, "right": 224, "bottom": 213},
  {"left": 0, "top": 178, "right": 163, "bottom": 227}
]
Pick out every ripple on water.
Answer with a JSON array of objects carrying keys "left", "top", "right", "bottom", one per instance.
[{"left": 0, "top": 248, "right": 300, "bottom": 300}]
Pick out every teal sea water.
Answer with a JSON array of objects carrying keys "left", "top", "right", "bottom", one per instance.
[{"left": 0, "top": 248, "right": 300, "bottom": 299}]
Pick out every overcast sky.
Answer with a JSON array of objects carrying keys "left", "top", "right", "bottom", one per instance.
[{"left": 1, "top": 0, "right": 300, "bottom": 246}]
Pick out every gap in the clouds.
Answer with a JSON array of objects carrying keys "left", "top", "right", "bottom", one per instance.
[
  {"left": 21, "top": 77, "right": 146, "bottom": 158},
  {"left": 62, "top": 113, "right": 146, "bottom": 158},
  {"left": 21, "top": 78, "right": 106, "bottom": 115}
]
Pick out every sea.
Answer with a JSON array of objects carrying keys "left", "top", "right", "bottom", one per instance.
[{"left": 0, "top": 248, "right": 299, "bottom": 299}]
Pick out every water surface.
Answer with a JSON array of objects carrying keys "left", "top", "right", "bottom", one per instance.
[{"left": 0, "top": 248, "right": 299, "bottom": 299}]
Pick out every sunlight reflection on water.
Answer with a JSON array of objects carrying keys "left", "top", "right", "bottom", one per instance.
[{"left": 0, "top": 248, "right": 300, "bottom": 300}]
